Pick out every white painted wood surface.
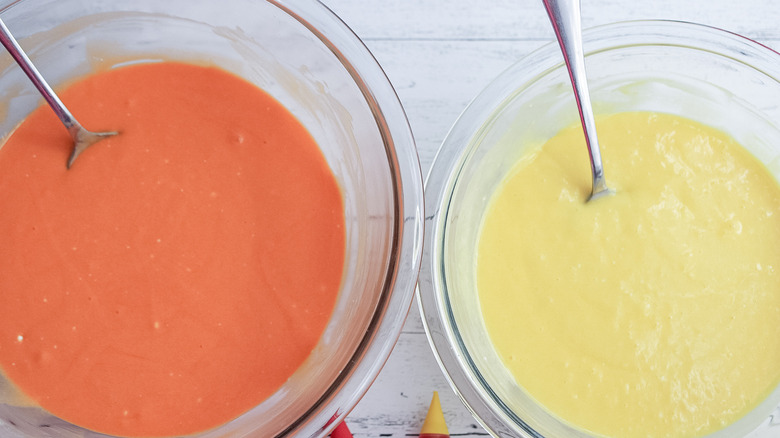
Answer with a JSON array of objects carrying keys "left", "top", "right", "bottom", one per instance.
[{"left": 317, "top": 0, "right": 780, "bottom": 437}]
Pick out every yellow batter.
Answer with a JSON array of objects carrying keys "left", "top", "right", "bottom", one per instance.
[{"left": 477, "top": 112, "right": 780, "bottom": 438}]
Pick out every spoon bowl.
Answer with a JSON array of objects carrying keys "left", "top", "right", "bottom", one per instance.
[
  {"left": 0, "top": 17, "right": 117, "bottom": 169},
  {"left": 542, "top": 0, "right": 612, "bottom": 201}
]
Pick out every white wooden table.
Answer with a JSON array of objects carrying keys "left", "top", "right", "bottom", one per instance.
[{"left": 318, "top": 0, "right": 780, "bottom": 436}]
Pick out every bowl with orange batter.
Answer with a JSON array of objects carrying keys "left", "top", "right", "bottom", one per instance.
[
  {"left": 419, "top": 20, "right": 780, "bottom": 438},
  {"left": 0, "top": 1, "right": 423, "bottom": 437}
]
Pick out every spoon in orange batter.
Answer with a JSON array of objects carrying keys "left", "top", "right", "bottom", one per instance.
[{"left": 0, "top": 17, "right": 117, "bottom": 168}]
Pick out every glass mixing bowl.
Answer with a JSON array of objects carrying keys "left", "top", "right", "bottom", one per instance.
[
  {"left": 419, "top": 20, "right": 780, "bottom": 438},
  {"left": 0, "top": 0, "right": 423, "bottom": 437}
]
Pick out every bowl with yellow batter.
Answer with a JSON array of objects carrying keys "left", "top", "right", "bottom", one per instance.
[
  {"left": 0, "top": 0, "right": 423, "bottom": 437},
  {"left": 419, "top": 20, "right": 780, "bottom": 438}
]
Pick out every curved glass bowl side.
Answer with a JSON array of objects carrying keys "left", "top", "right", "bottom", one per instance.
[{"left": 270, "top": 1, "right": 424, "bottom": 437}]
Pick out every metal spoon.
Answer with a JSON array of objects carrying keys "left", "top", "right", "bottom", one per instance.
[
  {"left": 542, "top": 0, "right": 612, "bottom": 201},
  {"left": 0, "top": 17, "right": 117, "bottom": 169}
]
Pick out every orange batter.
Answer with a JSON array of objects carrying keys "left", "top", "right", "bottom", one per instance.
[{"left": 0, "top": 62, "right": 345, "bottom": 437}]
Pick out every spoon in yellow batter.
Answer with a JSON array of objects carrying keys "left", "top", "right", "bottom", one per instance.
[
  {"left": 542, "top": 0, "right": 612, "bottom": 201},
  {"left": 0, "top": 17, "right": 117, "bottom": 169}
]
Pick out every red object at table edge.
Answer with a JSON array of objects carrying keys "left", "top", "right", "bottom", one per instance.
[{"left": 330, "top": 420, "right": 354, "bottom": 438}]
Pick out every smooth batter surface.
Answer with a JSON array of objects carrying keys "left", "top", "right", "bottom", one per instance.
[
  {"left": 477, "top": 112, "right": 780, "bottom": 438},
  {"left": 0, "top": 62, "right": 345, "bottom": 437}
]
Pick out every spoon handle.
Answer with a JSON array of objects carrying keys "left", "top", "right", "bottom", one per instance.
[
  {"left": 0, "top": 17, "right": 83, "bottom": 139},
  {"left": 542, "top": 0, "right": 609, "bottom": 197}
]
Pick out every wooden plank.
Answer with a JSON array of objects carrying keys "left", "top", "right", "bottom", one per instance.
[{"left": 324, "top": 0, "right": 780, "bottom": 42}]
